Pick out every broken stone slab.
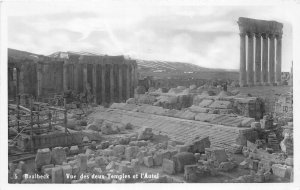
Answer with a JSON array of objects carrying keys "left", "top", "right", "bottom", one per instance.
[
  {"left": 52, "top": 166, "right": 63, "bottom": 183},
  {"left": 162, "top": 159, "right": 175, "bottom": 175},
  {"left": 51, "top": 147, "right": 67, "bottom": 165},
  {"left": 35, "top": 148, "right": 51, "bottom": 170},
  {"left": 172, "top": 152, "right": 196, "bottom": 173}
]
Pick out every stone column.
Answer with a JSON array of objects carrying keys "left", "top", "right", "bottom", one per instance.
[
  {"left": 247, "top": 32, "right": 254, "bottom": 86},
  {"left": 239, "top": 32, "right": 247, "bottom": 87},
  {"left": 92, "top": 64, "right": 97, "bottom": 104},
  {"left": 83, "top": 63, "right": 88, "bottom": 92},
  {"left": 110, "top": 63, "right": 115, "bottom": 103},
  {"left": 131, "top": 63, "right": 135, "bottom": 97},
  {"left": 268, "top": 34, "right": 276, "bottom": 85},
  {"left": 118, "top": 63, "right": 123, "bottom": 102},
  {"left": 261, "top": 33, "right": 269, "bottom": 85},
  {"left": 73, "top": 63, "right": 79, "bottom": 93},
  {"left": 101, "top": 63, "right": 106, "bottom": 105},
  {"left": 254, "top": 33, "right": 262, "bottom": 85},
  {"left": 276, "top": 34, "right": 282, "bottom": 85},
  {"left": 126, "top": 63, "right": 130, "bottom": 100},
  {"left": 37, "top": 62, "right": 42, "bottom": 97},
  {"left": 63, "top": 62, "right": 68, "bottom": 91}
]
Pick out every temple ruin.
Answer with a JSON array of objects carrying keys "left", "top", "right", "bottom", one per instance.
[
  {"left": 8, "top": 49, "right": 138, "bottom": 105},
  {"left": 238, "top": 17, "right": 283, "bottom": 87}
]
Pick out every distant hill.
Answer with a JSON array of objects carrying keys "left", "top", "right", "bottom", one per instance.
[{"left": 8, "top": 48, "right": 239, "bottom": 80}]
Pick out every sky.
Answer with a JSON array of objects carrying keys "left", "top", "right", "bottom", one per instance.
[{"left": 5, "top": 0, "right": 294, "bottom": 71}]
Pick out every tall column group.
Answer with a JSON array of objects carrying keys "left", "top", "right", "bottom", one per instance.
[
  {"left": 238, "top": 17, "right": 283, "bottom": 87},
  {"left": 63, "top": 55, "right": 138, "bottom": 106}
]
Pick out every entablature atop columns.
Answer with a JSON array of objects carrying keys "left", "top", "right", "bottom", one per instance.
[{"left": 238, "top": 17, "right": 283, "bottom": 36}]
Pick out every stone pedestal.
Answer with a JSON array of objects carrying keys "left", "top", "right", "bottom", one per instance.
[
  {"left": 247, "top": 33, "right": 254, "bottom": 86},
  {"left": 239, "top": 33, "right": 247, "bottom": 87}
]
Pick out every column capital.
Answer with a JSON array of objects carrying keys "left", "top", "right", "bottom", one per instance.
[
  {"left": 276, "top": 34, "right": 282, "bottom": 40},
  {"left": 254, "top": 33, "right": 261, "bottom": 38},
  {"left": 247, "top": 32, "right": 254, "bottom": 38},
  {"left": 261, "top": 33, "right": 269, "bottom": 39},
  {"left": 239, "top": 32, "right": 246, "bottom": 37},
  {"left": 269, "top": 33, "right": 275, "bottom": 39}
]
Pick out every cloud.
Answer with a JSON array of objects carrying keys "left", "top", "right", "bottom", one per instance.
[{"left": 7, "top": 3, "right": 293, "bottom": 71}]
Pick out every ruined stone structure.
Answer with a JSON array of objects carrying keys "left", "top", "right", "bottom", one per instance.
[
  {"left": 238, "top": 17, "right": 283, "bottom": 87},
  {"left": 8, "top": 49, "right": 138, "bottom": 105}
]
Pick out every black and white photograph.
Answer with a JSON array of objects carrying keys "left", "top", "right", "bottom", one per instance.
[{"left": 0, "top": 0, "right": 299, "bottom": 188}]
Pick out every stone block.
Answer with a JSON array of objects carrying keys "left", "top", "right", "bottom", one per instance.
[
  {"left": 272, "top": 164, "right": 291, "bottom": 178},
  {"left": 52, "top": 166, "right": 63, "bottom": 183},
  {"left": 173, "top": 152, "right": 196, "bottom": 173},
  {"left": 125, "top": 146, "right": 139, "bottom": 161},
  {"left": 113, "top": 145, "right": 125, "bottom": 157},
  {"left": 69, "top": 146, "right": 79, "bottom": 155},
  {"left": 17, "top": 161, "right": 26, "bottom": 173},
  {"left": 162, "top": 159, "right": 175, "bottom": 175},
  {"left": 41, "top": 164, "right": 54, "bottom": 173},
  {"left": 44, "top": 168, "right": 52, "bottom": 178},
  {"left": 153, "top": 152, "right": 163, "bottom": 166},
  {"left": 184, "top": 165, "right": 198, "bottom": 182},
  {"left": 87, "top": 160, "right": 97, "bottom": 172},
  {"left": 249, "top": 159, "right": 259, "bottom": 172},
  {"left": 138, "top": 127, "right": 154, "bottom": 140},
  {"left": 51, "top": 147, "right": 67, "bottom": 165},
  {"left": 239, "top": 160, "right": 249, "bottom": 169},
  {"left": 176, "top": 145, "right": 189, "bottom": 153},
  {"left": 210, "top": 148, "right": 228, "bottom": 162},
  {"left": 143, "top": 156, "right": 154, "bottom": 167},
  {"left": 35, "top": 148, "right": 51, "bottom": 169},
  {"left": 251, "top": 122, "right": 261, "bottom": 130},
  {"left": 186, "top": 136, "right": 210, "bottom": 153},
  {"left": 285, "top": 157, "right": 293, "bottom": 166},
  {"left": 218, "top": 162, "right": 235, "bottom": 172},
  {"left": 95, "top": 156, "right": 106, "bottom": 166},
  {"left": 62, "top": 165, "right": 72, "bottom": 183},
  {"left": 77, "top": 154, "right": 87, "bottom": 172},
  {"left": 72, "top": 165, "right": 80, "bottom": 176}
]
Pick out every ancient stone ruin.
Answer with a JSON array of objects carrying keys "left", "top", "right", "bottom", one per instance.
[
  {"left": 238, "top": 17, "right": 283, "bottom": 87},
  {"left": 8, "top": 49, "right": 138, "bottom": 106}
]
